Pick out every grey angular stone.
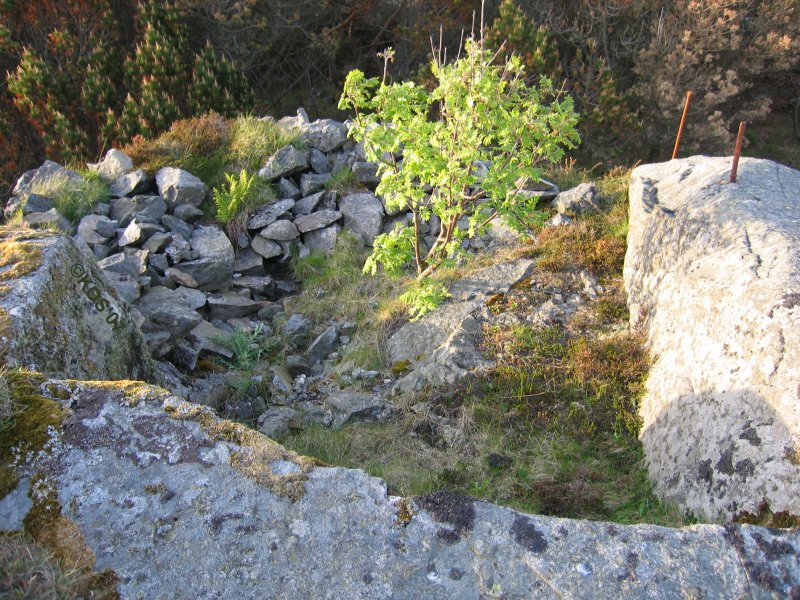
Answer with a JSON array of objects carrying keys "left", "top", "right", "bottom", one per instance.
[
  {"left": 110, "top": 195, "right": 166, "bottom": 227},
  {"left": 276, "top": 107, "right": 309, "bottom": 131},
  {"left": 134, "top": 286, "right": 203, "bottom": 356},
  {"left": 88, "top": 148, "right": 133, "bottom": 182},
  {"left": 257, "top": 303, "right": 282, "bottom": 321},
  {"left": 305, "top": 324, "right": 339, "bottom": 362},
  {"left": 233, "top": 248, "right": 265, "bottom": 276},
  {"left": 258, "top": 406, "right": 299, "bottom": 439},
  {"left": 302, "top": 224, "right": 340, "bottom": 255},
  {"left": 109, "top": 169, "right": 152, "bottom": 198},
  {"left": 309, "top": 148, "right": 329, "bottom": 174},
  {"left": 625, "top": 156, "right": 800, "bottom": 520},
  {"left": 301, "top": 119, "right": 347, "bottom": 152},
  {"left": 231, "top": 276, "right": 274, "bottom": 294},
  {"left": 173, "top": 203, "right": 205, "bottom": 223},
  {"left": 156, "top": 167, "right": 208, "bottom": 209},
  {"left": 12, "top": 160, "right": 82, "bottom": 198},
  {"left": 178, "top": 226, "right": 234, "bottom": 292},
  {"left": 259, "top": 145, "right": 309, "bottom": 180},
  {"left": 77, "top": 214, "right": 117, "bottom": 244},
  {"left": 168, "top": 319, "right": 233, "bottom": 370},
  {"left": 173, "top": 286, "right": 207, "bottom": 310},
  {"left": 97, "top": 251, "right": 146, "bottom": 278},
  {"left": 148, "top": 253, "right": 169, "bottom": 274},
  {"left": 555, "top": 182, "right": 600, "bottom": 216},
  {"left": 292, "top": 191, "right": 325, "bottom": 216},
  {"left": 277, "top": 177, "right": 301, "bottom": 199},
  {"left": 389, "top": 259, "right": 536, "bottom": 393},
  {"left": 247, "top": 198, "right": 295, "bottom": 229},
  {"left": 93, "top": 202, "right": 110, "bottom": 217},
  {"left": 207, "top": 292, "right": 261, "bottom": 321},
  {"left": 118, "top": 218, "right": 165, "bottom": 247},
  {"left": 299, "top": 173, "right": 331, "bottom": 197},
  {"left": 164, "top": 234, "right": 191, "bottom": 263},
  {"left": 162, "top": 214, "right": 194, "bottom": 240},
  {"left": 143, "top": 232, "right": 172, "bottom": 253},
  {"left": 21, "top": 209, "right": 72, "bottom": 232},
  {"left": 547, "top": 213, "right": 574, "bottom": 227},
  {"left": 324, "top": 392, "right": 395, "bottom": 429},
  {"left": 329, "top": 151, "right": 356, "bottom": 174},
  {"left": 260, "top": 220, "right": 299, "bottom": 241},
  {"left": 101, "top": 270, "right": 141, "bottom": 304},
  {"left": 251, "top": 236, "right": 282, "bottom": 259},
  {"left": 339, "top": 192, "right": 385, "bottom": 246},
  {"left": 3, "top": 193, "right": 53, "bottom": 219},
  {"left": 282, "top": 313, "right": 310, "bottom": 339},
  {"left": 352, "top": 161, "right": 380, "bottom": 185},
  {"left": 294, "top": 210, "right": 342, "bottom": 233}
]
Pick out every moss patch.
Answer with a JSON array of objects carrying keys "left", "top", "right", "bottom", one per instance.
[
  {"left": 165, "top": 401, "right": 320, "bottom": 501},
  {"left": 0, "top": 227, "right": 50, "bottom": 293},
  {"left": 0, "top": 371, "right": 66, "bottom": 499}
]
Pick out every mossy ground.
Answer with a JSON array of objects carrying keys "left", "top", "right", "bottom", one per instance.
[{"left": 279, "top": 168, "right": 689, "bottom": 527}]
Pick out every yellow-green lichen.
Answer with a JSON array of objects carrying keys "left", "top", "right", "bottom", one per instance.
[
  {"left": 0, "top": 371, "right": 66, "bottom": 499},
  {"left": 165, "top": 401, "right": 321, "bottom": 501},
  {"left": 0, "top": 227, "right": 51, "bottom": 293},
  {"left": 395, "top": 497, "right": 414, "bottom": 526}
]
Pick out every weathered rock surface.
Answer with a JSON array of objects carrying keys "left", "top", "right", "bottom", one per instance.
[
  {"left": 88, "top": 148, "right": 133, "bottom": 182},
  {"left": 625, "top": 156, "right": 800, "bottom": 520},
  {"left": 259, "top": 145, "right": 309, "bottom": 180},
  {"left": 156, "top": 167, "right": 208, "bottom": 209},
  {"left": 340, "top": 192, "right": 385, "bottom": 245},
  {"left": 181, "top": 226, "right": 235, "bottom": 291},
  {"left": 555, "top": 182, "right": 600, "bottom": 216},
  {"left": 2, "top": 379, "right": 798, "bottom": 599},
  {"left": 388, "top": 259, "right": 535, "bottom": 392},
  {"left": 0, "top": 228, "right": 158, "bottom": 382}
]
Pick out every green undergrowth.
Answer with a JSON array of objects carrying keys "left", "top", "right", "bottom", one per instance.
[
  {"left": 286, "top": 232, "right": 408, "bottom": 371},
  {"left": 280, "top": 169, "right": 688, "bottom": 526}
]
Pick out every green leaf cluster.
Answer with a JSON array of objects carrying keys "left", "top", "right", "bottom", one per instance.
[
  {"left": 213, "top": 169, "right": 256, "bottom": 224},
  {"left": 339, "top": 37, "right": 580, "bottom": 281},
  {"left": 399, "top": 280, "right": 452, "bottom": 322}
]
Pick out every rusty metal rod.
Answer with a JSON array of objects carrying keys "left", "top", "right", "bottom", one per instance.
[
  {"left": 730, "top": 121, "right": 747, "bottom": 183},
  {"left": 672, "top": 90, "right": 693, "bottom": 159}
]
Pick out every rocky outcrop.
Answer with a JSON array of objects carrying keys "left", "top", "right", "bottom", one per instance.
[
  {"left": 624, "top": 156, "right": 800, "bottom": 520},
  {"left": 2, "top": 376, "right": 798, "bottom": 599},
  {"left": 388, "top": 259, "right": 535, "bottom": 393},
  {"left": 0, "top": 227, "right": 158, "bottom": 383}
]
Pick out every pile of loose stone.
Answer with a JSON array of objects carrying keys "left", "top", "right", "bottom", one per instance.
[{"left": 3, "top": 109, "right": 602, "bottom": 438}]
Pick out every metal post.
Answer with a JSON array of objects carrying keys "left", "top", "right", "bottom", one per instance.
[
  {"left": 672, "top": 91, "right": 693, "bottom": 159},
  {"left": 730, "top": 121, "right": 747, "bottom": 183}
]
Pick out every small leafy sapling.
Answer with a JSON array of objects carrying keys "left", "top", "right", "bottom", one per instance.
[{"left": 340, "top": 35, "right": 580, "bottom": 287}]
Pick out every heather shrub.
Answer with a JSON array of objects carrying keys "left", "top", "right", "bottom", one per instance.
[{"left": 634, "top": 0, "right": 800, "bottom": 155}]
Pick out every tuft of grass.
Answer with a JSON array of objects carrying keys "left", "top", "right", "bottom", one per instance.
[
  {"left": 229, "top": 115, "right": 300, "bottom": 173},
  {"left": 217, "top": 324, "right": 281, "bottom": 372},
  {"left": 28, "top": 170, "right": 110, "bottom": 224},
  {"left": 0, "top": 532, "right": 88, "bottom": 600},
  {"left": 324, "top": 167, "right": 360, "bottom": 193}
]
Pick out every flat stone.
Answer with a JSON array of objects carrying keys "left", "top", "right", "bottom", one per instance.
[
  {"left": 260, "top": 220, "right": 299, "bottom": 241},
  {"left": 77, "top": 214, "right": 117, "bottom": 244},
  {"left": 247, "top": 199, "right": 296, "bottom": 230},
  {"left": 231, "top": 276, "right": 274, "bottom": 294},
  {"left": 161, "top": 214, "right": 194, "bottom": 240},
  {"left": 118, "top": 219, "right": 165, "bottom": 247},
  {"left": 166, "top": 267, "right": 199, "bottom": 288},
  {"left": 294, "top": 210, "right": 342, "bottom": 233},
  {"left": 97, "top": 252, "right": 144, "bottom": 278},
  {"left": 207, "top": 292, "right": 262, "bottom": 321},
  {"left": 292, "top": 191, "right": 325, "bottom": 216},
  {"left": 143, "top": 232, "right": 173, "bottom": 253},
  {"left": 173, "top": 204, "right": 205, "bottom": 223},
  {"left": 172, "top": 286, "right": 207, "bottom": 310},
  {"left": 323, "top": 391, "right": 395, "bottom": 429}
]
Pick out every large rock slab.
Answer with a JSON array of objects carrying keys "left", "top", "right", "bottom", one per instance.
[
  {"left": 1, "top": 378, "right": 798, "bottom": 599},
  {"left": 388, "top": 259, "right": 535, "bottom": 392},
  {"left": 339, "top": 192, "right": 385, "bottom": 246},
  {"left": 0, "top": 227, "right": 158, "bottom": 382},
  {"left": 156, "top": 167, "right": 208, "bottom": 209},
  {"left": 624, "top": 156, "right": 800, "bottom": 520},
  {"left": 179, "top": 226, "right": 235, "bottom": 292}
]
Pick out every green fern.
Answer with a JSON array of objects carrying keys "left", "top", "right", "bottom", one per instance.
[{"left": 213, "top": 168, "right": 255, "bottom": 223}]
